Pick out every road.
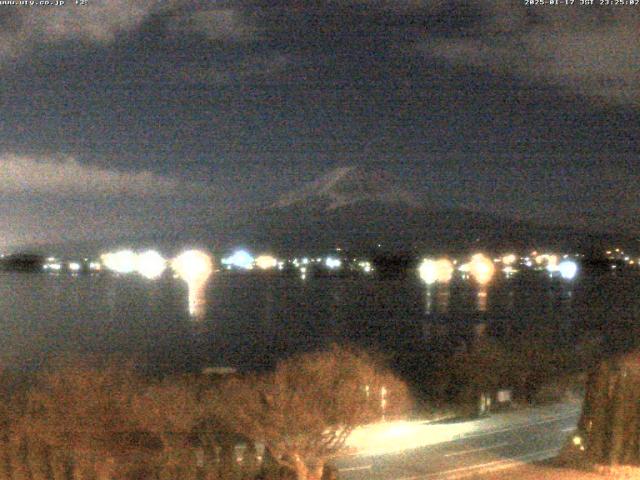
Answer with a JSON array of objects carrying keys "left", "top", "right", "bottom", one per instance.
[{"left": 335, "top": 402, "right": 581, "bottom": 480}]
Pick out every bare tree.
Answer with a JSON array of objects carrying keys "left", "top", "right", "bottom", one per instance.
[
  {"left": 130, "top": 375, "right": 205, "bottom": 480},
  {"left": 578, "top": 351, "right": 640, "bottom": 466},
  {"left": 210, "top": 345, "right": 411, "bottom": 480},
  {"left": 24, "top": 359, "right": 141, "bottom": 480},
  {"left": 0, "top": 369, "right": 20, "bottom": 480}
]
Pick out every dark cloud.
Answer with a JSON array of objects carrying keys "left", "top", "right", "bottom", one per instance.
[
  {"left": 0, "top": 0, "right": 636, "bottom": 248},
  {"left": 415, "top": 1, "right": 640, "bottom": 106},
  {"left": 169, "top": 6, "right": 260, "bottom": 41},
  {"left": 0, "top": 1, "right": 261, "bottom": 61},
  {"left": 174, "top": 52, "right": 293, "bottom": 85},
  {"left": 0, "top": 1, "right": 173, "bottom": 59}
]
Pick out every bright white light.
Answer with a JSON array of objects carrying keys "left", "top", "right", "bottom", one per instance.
[
  {"left": 222, "top": 250, "right": 254, "bottom": 270},
  {"left": 135, "top": 250, "right": 166, "bottom": 279},
  {"left": 172, "top": 250, "right": 214, "bottom": 284},
  {"left": 418, "top": 259, "right": 438, "bottom": 285},
  {"left": 503, "top": 266, "right": 517, "bottom": 276},
  {"left": 325, "top": 257, "right": 342, "bottom": 269},
  {"left": 101, "top": 250, "right": 137, "bottom": 274},
  {"left": 89, "top": 262, "right": 101, "bottom": 271},
  {"left": 420, "top": 258, "right": 454, "bottom": 284},
  {"left": 502, "top": 254, "right": 517, "bottom": 265},
  {"left": 536, "top": 254, "right": 559, "bottom": 271},
  {"left": 255, "top": 255, "right": 278, "bottom": 270},
  {"left": 546, "top": 255, "right": 559, "bottom": 272},
  {"left": 358, "top": 261, "right": 373, "bottom": 274},
  {"left": 68, "top": 262, "right": 81, "bottom": 272},
  {"left": 469, "top": 253, "right": 495, "bottom": 286},
  {"left": 435, "top": 259, "right": 454, "bottom": 283},
  {"left": 558, "top": 260, "right": 578, "bottom": 280}
]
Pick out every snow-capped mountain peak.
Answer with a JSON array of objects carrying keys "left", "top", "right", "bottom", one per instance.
[{"left": 272, "top": 166, "right": 420, "bottom": 210}]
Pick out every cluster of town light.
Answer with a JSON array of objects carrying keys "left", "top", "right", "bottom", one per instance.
[
  {"left": 498, "top": 252, "right": 578, "bottom": 280},
  {"left": 605, "top": 248, "right": 639, "bottom": 266},
  {"left": 87, "top": 248, "right": 373, "bottom": 283},
  {"left": 109, "top": 249, "right": 578, "bottom": 284},
  {"left": 43, "top": 257, "right": 99, "bottom": 273},
  {"left": 99, "top": 248, "right": 215, "bottom": 318},
  {"left": 217, "top": 249, "right": 372, "bottom": 279},
  {"left": 43, "top": 246, "right": 586, "bottom": 284},
  {"left": 417, "top": 252, "right": 579, "bottom": 313},
  {"left": 100, "top": 249, "right": 213, "bottom": 282},
  {"left": 419, "top": 252, "right": 579, "bottom": 287},
  {"left": 38, "top": 241, "right": 594, "bottom": 285},
  {"left": 325, "top": 257, "right": 342, "bottom": 269}
]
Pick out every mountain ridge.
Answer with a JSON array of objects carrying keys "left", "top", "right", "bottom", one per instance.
[{"left": 12, "top": 167, "right": 637, "bottom": 256}]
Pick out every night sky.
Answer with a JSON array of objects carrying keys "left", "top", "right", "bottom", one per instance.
[{"left": 0, "top": 1, "right": 638, "bottom": 250}]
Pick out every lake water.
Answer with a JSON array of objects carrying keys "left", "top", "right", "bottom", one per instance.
[{"left": 0, "top": 269, "right": 638, "bottom": 378}]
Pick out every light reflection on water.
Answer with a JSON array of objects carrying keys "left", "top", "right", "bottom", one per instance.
[
  {"left": 187, "top": 279, "right": 209, "bottom": 319},
  {"left": 170, "top": 250, "right": 214, "bottom": 321},
  {"left": 0, "top": 271, "right": 637, "bottom": 373},
  {"left": 435, "top": 288, "right": 450, "bottom": 313},
  {"left": 424, "top": 288, "right": 433, "bottom": 314},
  {"left": 476, "top": 288, "right": 488, "bottom": 312}
]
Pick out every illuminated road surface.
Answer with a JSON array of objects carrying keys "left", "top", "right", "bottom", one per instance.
[{"left": 336, "top": 402, "right": 580, "bottom": 480}]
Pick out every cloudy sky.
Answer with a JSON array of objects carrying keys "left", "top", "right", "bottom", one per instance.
[{"left": 0, "top": 0, "right": 638, "bottom": 250}]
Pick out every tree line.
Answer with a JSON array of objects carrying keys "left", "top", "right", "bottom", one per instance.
[{"left": 0, "top": 345, "right": 411, "bottom": 480}]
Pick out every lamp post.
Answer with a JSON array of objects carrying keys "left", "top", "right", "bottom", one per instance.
[{"left": 381, "top": 386, "right": 387, "bottom": 421}]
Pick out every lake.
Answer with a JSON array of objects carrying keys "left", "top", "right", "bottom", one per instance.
[{"left": 0, "top": 268, "right": 638, "bottom": 379}]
